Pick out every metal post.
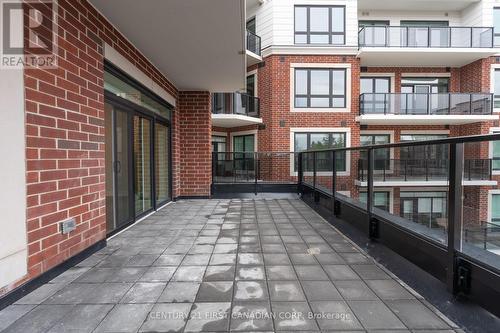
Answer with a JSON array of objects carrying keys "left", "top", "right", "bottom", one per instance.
[
  {"left": 447, "top": 143, "right": 464, "bottom": 294},
  {"left": 313, "top": 151, "right": 317, "bottom": 201},
  {"left": 332, "top": 150, "right": 337, "bottom": 213},
  {"left": 297, "top": 152, "right": 303, "bottom": 195},
  {"left": 367, "top": 148, "right": 378, "bottom": 239},
  {"left": 254, "top": 153, "right": 258, "bottom": 195}
]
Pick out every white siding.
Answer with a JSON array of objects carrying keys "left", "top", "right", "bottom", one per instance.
[{"left": 251, "top": 0, "right": 358, "bottom": 49}]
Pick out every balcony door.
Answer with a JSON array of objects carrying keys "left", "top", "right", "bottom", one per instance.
[
  {"left": 360, "top": 77, "right": 390, "bottom": 114},
  {"left": 233, "top": 134, "right": 255, "bottom": 181},
  {"left": 400, "top": 20, "right": 449, "bottom": 47},
  {"left": 401, "top": 77, "right": 449, "bottom": 114}
]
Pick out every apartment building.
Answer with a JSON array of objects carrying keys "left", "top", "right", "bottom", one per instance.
[{"left": 212, "top": 0, "right": 500, "bottom": 242}]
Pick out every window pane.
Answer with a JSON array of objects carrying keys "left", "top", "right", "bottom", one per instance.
[
  {"left": 375, "top": 79, "right": 390, "bottom": 93},
  {"left": 495, "top": 70, "right": 500, "bottom": 101},
  {"left": 310, "top": 133, "right": 330, "bottom": 149},
  {"left": 310, "top": 34, "right": 330, "bottom": 44},
  {"left": 295, "top": 97, "right": 307, "bottom": 107},
  {"left": 310, "top": 70, "right": 330, "bottom": 95},
  {"left": 374, "top": 135, "right": 390, "bottom": 144},
  {"left": 494, "top": 9, "right": 500, "bottom": 32},
  {"left": 310, "top": 98, "right": 329, "bottom": 107},
  {"left": 155, "top": 123, "right": 170, "bottom": 204},
  {"left": 418, "top": 198, "right": 432, "bottom": 213},
  {"left": 360, "top": 135, "right": 373, "bottom": 146},
  {"left": 331, "top": 133, "right": 345, "bottom": 147},
  {"left": 331, "top": 35, "right": 345, "bottom": 44},
  {"left": 310, "top": 7, "right": 329, "bottom": 32},
  {"left": 295, "top": 134, "right": 308, "bottom": 152},
  {"left": 332, "top": 97, "right": 345, "bottom": 108},
  {"left": 374, "top": 192, "right": 388, "bottom": 207},
  {"left": 295, "top": 70, "right": 308, "bottom": 95},
  {"left": 360, "top": 79, "right": 373, "bottom": 94},
  {"left": 295, "top": 7, "right": 307, "bottom": 32},
  {"left": 492, "top": 194, "right": 500, "bottom": 220},
  {"left": 331, "top": 7, "right": 344, "bottom": 32},
  {"left": 332, "top": 70, "right": 345, "bottom": 94},
  {"left": 295, "top": 34, "right": 307, "bottom": 44}
]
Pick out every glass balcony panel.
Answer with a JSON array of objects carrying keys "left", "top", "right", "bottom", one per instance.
[{"left": 212, "top": 93, "right": 260, "bottom": 118}]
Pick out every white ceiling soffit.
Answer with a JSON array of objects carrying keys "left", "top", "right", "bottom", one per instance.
[
  {"left": 358, "top": 0, "right": 479, "bottom": 11},
  {"left": 89, "top": 0, "right": 246, "bottom": 92}
]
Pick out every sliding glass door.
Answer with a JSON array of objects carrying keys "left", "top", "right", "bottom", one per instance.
[{"left": 104, "top": 63, "right": 172, "bottom": 235}]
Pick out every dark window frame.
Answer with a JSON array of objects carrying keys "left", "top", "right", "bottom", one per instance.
[
  {"left": 294, "top": 132, "right": 347, "bottom": 172},
  {"left": 294, "top": 68, "right": 347, "bottom": 108},
  {"left": 294, "top": 5, "right": 346, "bottom": 45}
]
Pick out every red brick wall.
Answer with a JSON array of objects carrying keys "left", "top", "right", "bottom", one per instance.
[
  {"left": 178, "top": 92, "right": 212, "bottom": 197},
  {"left": 3, "top": 0, "right": 182, "bottom": 296}
]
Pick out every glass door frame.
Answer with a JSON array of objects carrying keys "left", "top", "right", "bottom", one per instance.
[{"left": 104, "top": 64, "right": 173, "bottom": 236}]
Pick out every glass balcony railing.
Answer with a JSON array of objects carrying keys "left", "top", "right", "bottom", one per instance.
[
  {"left": 358, "top": 26, "right": 494, "bottom": 48},
  {"left": 357, "top": 158, "right": 492, "bottom": 182},
  {"left": 359, "top": 93, "right": 493, "bottom": 115},
  {"left": 212, "top": 92, "right": 260, "bottom": 118},
  {"left": 246, "top": 30, "right": 261, "bottom": 56}
]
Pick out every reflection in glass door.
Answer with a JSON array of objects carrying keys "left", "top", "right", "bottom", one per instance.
[
  {"left": 155, "top": 123, "right": 170, "bottom": 205},
  {"left": 105, "top": 103, "right": 134, "bottom": 233},
  {"left": 134, "top": 116, "right": 153, "bottom": 215}
]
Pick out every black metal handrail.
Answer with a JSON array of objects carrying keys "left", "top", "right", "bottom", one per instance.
[
  {"left": 246, "top": 30, "right": 262, "bottom": 56},
  {"left": 356, "top": 158, "right": 492, "bottom": 182},
  {"left": 359, "top": 93, "right": 493, "bottom": 115},
  {"left": 358, "top": 25, "right": 494, "bottom": 48},
  {"left": 212, "top": 92, "right": 260, "bottom": 118}
]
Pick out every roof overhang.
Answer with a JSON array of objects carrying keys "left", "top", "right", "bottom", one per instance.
[
  {"left": 358, "top": 48, "right": 499, "bottom": 67},
  {"left": 89, "top": 0, "right": 246, "bottom": 92}
]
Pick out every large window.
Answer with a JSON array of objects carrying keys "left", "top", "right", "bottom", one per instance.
[
  {"left": 295, "top": 6, "right": 345, "bottom": 45},
  {"left": 360, "top": 134, "right": 391, "bottom": 170},
  {"left": 294, "top": 132, "right": 346, "bottom": 171},
  {"left": 494, "top": 69, "right": 500, "bottom": 109},
  {"left": 491, "top": 194, "right": 500, "bottom": 225},
  {"left": 295, "top": 68, "right": 346, "bottom": 108},
  {"left": 400, "top": 192, "right": 447, "bottom": 230}
]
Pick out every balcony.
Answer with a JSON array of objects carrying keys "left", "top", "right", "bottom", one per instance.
[
  {"left": 356, "top": 93, "right": 496, "bottom": 125},
  {"left": 356, "top": 158, "right": 496, "bottom": 187},
  {"left": 246, "top": 30, "right": 262, "bottom": 66},
  {"left": 211, "top": 92, "right": 262, "bottom": 128},
  {"left": 358, "top": 26, "right": 499, "bottom": 66}
]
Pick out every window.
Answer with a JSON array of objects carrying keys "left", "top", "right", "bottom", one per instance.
[
  {"left": 400, "top": 134, "right": 448, "bottom": 161},
  {"left": 492, "top": 130, "right": 500, "bottom": 171},
  {"left": 294, "top": 132, "right": 346, "bottom": 171},
  {"left": 400, "top": 192, "right": 447, "bottom": 230},
  {"left": 359, "top": 191, "right": 390, "bottom": 212},
  {"left": 247, "top": 17, "right": 256, "bottom": 34},
  {"left": 494, "top": 69, "right": 500, "bottom": 109},
  {"left": 494, "top": 8, "right": 500, "bottom": 46},
  {"left": 360, "top": 134, "right": 391, "bottom": 170},
  {"left": 295, "top": 6, "right": 345, "bottom": 45},
  {"left": 294, "top": 68, "right": 346, "bottom": 108},
  {"left": 360, "top": 77, "right": 390, "bottom": 114},
  {"left": 491, "top": 194, "right": 500, "bottom": 225}
]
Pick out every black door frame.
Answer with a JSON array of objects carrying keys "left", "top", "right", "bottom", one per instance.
[{"left": 104, "top": 62, "right": 173, "bottom": 236}]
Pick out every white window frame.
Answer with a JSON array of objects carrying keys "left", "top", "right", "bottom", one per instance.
[
  {"left": 290, "top": 127, "right": 351, "bottom": 177},
  {"left": 489, "top": 127, "right": 500, "bottom": 176},
  {"left": 491, "top": 64, "right": 500, "bottom": 113},
  {"left": 290, "top": 63, "right": 351, "bottom": 113},
  {"left": 487, "top": 189, "right": 500, "bottom": 224}
]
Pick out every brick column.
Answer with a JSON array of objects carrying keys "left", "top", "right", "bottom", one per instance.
[{"left": 177, "top": 92, "right": 212, "bottom": 197}]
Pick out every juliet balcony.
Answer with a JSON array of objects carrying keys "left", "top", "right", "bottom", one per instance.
[
  {"left": 356, "top": 93, "right": 497, "bottom": 125},
  {"left": 246, "top": 29, "right": 262, "bottom": 66},
  {"left": 211, "top": 92, "right": 262, "bottom": 128},
  {"left": 358, "top": 26, "right": 499, "bottom": 66}
]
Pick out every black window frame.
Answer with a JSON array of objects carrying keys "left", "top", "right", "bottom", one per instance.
[
  {"left": 360, "top": 191, "right": 391, "bottom": 212},
  {"left": 294, "top": 5, "right": 346, "bottom": 45},
  {"left": 294, "top": 132, "right": 347, "bottom": 172},
  {"left": 294, "top": 68, "right": 347, "bottom": 109}
]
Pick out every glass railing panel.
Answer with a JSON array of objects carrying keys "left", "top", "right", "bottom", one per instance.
[
  {"left": 212, "top": 93, "right": 260, "bottom": 118},
  {"left": 461, "top": 141, "right": 500, "bottom": 270},
  {"left": 247, "top": 30, "right": 261, "bottom": 56}
]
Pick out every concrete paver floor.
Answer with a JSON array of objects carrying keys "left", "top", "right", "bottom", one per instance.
[{"left": 0, "top": 199, "right": 463, "bottom": 332}]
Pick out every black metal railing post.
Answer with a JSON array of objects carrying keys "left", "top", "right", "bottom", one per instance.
[
  {"left": 254, "top": 153, "right": 258, "bottom": 195},
  {"left": 367, "top": 148, "right": 378, "bottom": 239},
  {"left": 313, "top": 151, "right": 318, "bottom": 202},
  {"left": 332, "top": 150, "right": 337, "bottom": 213},
  {"left": 298, "top": 152, "right": 303, "bottom": 195},
  {"left": 447, "top": 143, "right": 464, "bottom": 294}
]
